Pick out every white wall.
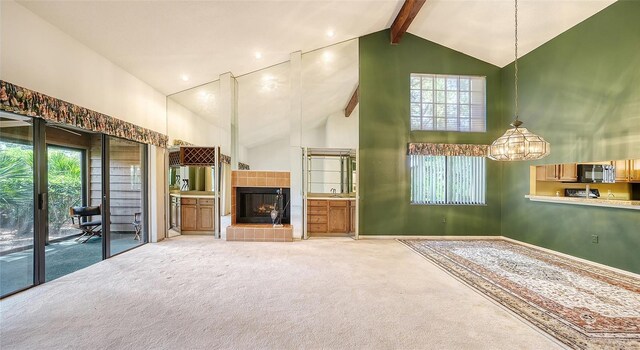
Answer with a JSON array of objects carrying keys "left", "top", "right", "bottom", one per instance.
[
  {"left": 246, "top": 136, "right": 290, "bottom": 171},
  {"left": 0, "top": 0, "right": 166, "bottom": 134},
  {"left": 301, "top": 123, "right": 327, "bottom": 148},
  {"left": 1, "top": 0, "right": 168, "bottom": 241},
  {"left": 325, "top": 106, "right": 359, "bottom": 149},
  {"left": 167, "top": 99, "right": 227, "bottom": 148},
  {"left": 149, "top": 146, "right": 166, "bottom": 242}
]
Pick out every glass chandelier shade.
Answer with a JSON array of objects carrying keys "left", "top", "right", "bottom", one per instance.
[
  {"left": 488, "top": 120, "right": 550, "bottom": 161},
  {"left": 488, "top": 0, "right": 550, "bottom": 162}
]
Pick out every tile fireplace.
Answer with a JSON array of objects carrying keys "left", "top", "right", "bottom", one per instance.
[
  {"left": 228, "top": 170, "right": 293, "bottom": 242},
  {"left": 235, "top": 187, "right": 290, "bottom": 224}
]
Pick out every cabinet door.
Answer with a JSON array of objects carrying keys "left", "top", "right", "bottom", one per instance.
[
  {"left": 613, "top": 160, "right": 629, "bottom": 182},
  {"left": 181, "top": 205, "right": 197, "bottom": 231},
  {"left": 535, "top": 166, "right": 546, "bottom": 181},
  {"left": 559, "top": 163, "right": 577, "bottom": 182},
  {"left": 197, "top": 205, "right": 214, "bottom": 231},
  {"left": 544, "top": 164, "right": 558, "bottom": 181},
  {"left": 350, "top": 202, "right": 356, "bottom": 233},
  {"left": 328, "top": 202, "right": 348, "bottom": 233},
  {"left": 630, "top": 160, "right": 640, "bottom": 182},
  {"left": 308, "top": 223, "right": 328, "bottom": 233},
  {"left": 170, "top": 202, "right": 178, "bottom": 229}
]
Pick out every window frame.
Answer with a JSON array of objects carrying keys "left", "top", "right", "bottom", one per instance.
[{"left": 409, "top": 73, "right": 487, "bottom": 133}]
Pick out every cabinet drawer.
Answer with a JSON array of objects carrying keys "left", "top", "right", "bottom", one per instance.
[
  {"left": 308, "top": 207, "right": 328, "bottom": 214},
  {"left": 308, "top": 200, "right": 327, "bottom": 207},
  {"left": 198, "top": 198, "right": 214, "bottom": 205},
  {"left": 307, "top": 215, "right": 327, "bottom": 224},
  {"left": 181, "top": 198, "right": 197, "bottom": 205},
  {"left": 329, "top": 200, "right": 348, "bottom": 207},
  {"left": 308, "top": 223, "right": 327, "bottom": 233}
]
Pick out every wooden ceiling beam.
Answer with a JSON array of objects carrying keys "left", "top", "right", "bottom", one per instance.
[
  {"left": 390, "top": 0, "right": 427, "bottom": 44},
  {"left": 344, "top": 85, "right": 359, "bottom": 118}
]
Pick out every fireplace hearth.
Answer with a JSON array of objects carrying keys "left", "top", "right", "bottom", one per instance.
[{"left": 236, "top": 187, "right": 290, "bottom": 224}]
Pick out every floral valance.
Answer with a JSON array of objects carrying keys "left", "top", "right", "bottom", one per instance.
[
  {"left": 1, "top": 80, "right": 167, "bottom": 148},
  {"left": 220, "top": 154, "right": 231, "bottom": 165},
  {"left": 238, "top": 162, "right": 250, "bottom": 170},
  {"left": 408, "top": 143, "right": 488, "bottom": 157},
  {"left": 172, "top": 139, "right": 193, "bottom": 146}
]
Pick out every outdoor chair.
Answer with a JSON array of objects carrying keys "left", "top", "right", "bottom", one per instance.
[
  {"left": 132, "top": 212, "right": 142, "bottom": 241},
  {"left": 70, "top": 205, "right": 102, "bottom": 243}
]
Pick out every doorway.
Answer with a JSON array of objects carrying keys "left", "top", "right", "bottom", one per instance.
[{"left": 0, "top": 113, "right": 148, "bottom": 298}]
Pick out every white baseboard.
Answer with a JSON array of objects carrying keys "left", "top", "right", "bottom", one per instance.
[
  {"left": 501, "top": 236, "right": 640, "bottom": 278},
  {"left": 358, "top": 234, "right": 638, "bottom": 278},
  {"left": 357, "top": 235, "right": 502, "bottom": 240}
]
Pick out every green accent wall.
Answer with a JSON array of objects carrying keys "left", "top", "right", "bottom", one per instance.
[
  {"left": 358, "top": 30, "right": 503, "bottom": 236},
  {"left": 358, "top": 1, "right": 639, "bottom": 273},
  {"left": 500, "top": 0, "right": 640, "bottom": 273}
]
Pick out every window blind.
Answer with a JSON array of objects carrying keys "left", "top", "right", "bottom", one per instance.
[{"left": 410, "top": 155, "right": 486, "bottom": 205}]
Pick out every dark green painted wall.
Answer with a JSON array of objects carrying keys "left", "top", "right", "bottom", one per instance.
[
  {"left": 358, "top": 1, "right": 639, "bottom": 273},
  {"left": 500, "top": 1, "right": 640, "bottom": 273},
  {"left": 358, "top": 31, "right": 503, "bottom": 236}
]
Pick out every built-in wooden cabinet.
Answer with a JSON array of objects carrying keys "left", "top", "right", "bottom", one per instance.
[
  {"left": 328, "top": 201, "right": 349, "bottom": 233},
  {"left": 181, "top": 197, "right": 214, "bottom": 233},
  {"left": 307, "top": 200, "right": 328, "bottom": 233},
  {"left": 537, "top": 163, "right": 577, "bottom": 182},
  {"left": 196, "top": 198, "right": 214, "bottom": 231},
  {"left": 307, "top": 199, "right": 355, "bottom": 235},
  {"left": 613, "top": 159, "right": 640, "bottom": 182},
  {"left": 350, "top": 203, "right": 356, "bottom": 233}
]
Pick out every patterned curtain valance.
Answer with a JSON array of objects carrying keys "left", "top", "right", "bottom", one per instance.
[
  {"left": 220, "top": 154, "right": 231, "bottom": 165},
  {"left": 408, "top": 143, "right": 488, "bottom": 157},
  {"left": 238, "top": 162, "right": 250, "bottom": 170},
  {"left": 172, "top": 139, "right": 193, "bottom": 146},
  {"left": 1, "top": 81, "right": 167, "bottom": 148}
]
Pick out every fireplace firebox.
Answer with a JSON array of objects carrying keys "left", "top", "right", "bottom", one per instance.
[{"left": 236, "top": 187, "right": 290, "bottom": 224}]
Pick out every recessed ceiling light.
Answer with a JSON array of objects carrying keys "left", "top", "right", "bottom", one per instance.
[
  {"left": 180, "top": 74, "right": 189, "bottom": 82},
  {"left": 322, "top": 51, "right": 333, "bottom": 63},
  {"left": 255, "top": 52, "right": 263, "bottom": 59},
  {"left": 326, "top": 29, "right": 335, "bottom": 38},
  {"left": 261, "top": 75, "right": 276, "bottom": 92}
]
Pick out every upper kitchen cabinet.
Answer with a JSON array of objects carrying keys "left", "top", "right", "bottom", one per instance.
[
  {"left": 613, "top": 159, "right": 640, "bottom": 182},
  {"left": 536, "top": 163, "right": 577, "bottom": 182}
]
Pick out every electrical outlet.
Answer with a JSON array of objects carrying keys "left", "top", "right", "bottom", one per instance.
[
  {"left": 442, "top": 217, "right": 446, "bottom": 223},
  {"left": 591, "top": 234, "right": 599, "bottom": 244}
]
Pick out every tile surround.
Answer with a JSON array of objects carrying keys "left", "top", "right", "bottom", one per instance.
[{"left": 228, "top": 170, "right": 292, "bottom": 242}]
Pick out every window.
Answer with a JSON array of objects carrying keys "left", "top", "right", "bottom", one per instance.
[
  {"left": 410, "top": 73, "right": 486, "bottom": 132},
  {"left": 410, "top": 155, "right": 486, "bottom": 205}
]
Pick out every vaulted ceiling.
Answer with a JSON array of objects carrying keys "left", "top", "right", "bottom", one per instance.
[{"left": 17, "top": 0, "right": 615, "bottom": 96}]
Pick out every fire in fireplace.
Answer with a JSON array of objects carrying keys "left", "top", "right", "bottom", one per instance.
[{"left": 236, "top": 187, "right": 290, "bottom": 224}]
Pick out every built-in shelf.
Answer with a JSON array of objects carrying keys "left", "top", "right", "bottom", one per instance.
[{"left": 525, "top": 195, "right": 640, "bottom": 210}]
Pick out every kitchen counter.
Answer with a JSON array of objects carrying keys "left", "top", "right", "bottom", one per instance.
[
  {"left": 170, "top": 191, "right": 215, "bottom": 198},
  {"left": 525, "top": 195, "right": 640, "bottom": 210},
  {"left": 307, "top": 193, "right": 356, "bottom": 200}
]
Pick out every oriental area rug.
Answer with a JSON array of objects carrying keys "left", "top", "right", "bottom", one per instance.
[{"left": 399, "top": 239, "right": 640, "bottom": 349}]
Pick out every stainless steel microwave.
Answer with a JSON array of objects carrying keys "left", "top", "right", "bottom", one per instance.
[{"left": 576, "top": 164, "right": 615, "bottom": 183}]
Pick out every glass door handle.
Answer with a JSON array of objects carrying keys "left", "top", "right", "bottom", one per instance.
[{"left": 38, "top": 192, "right": 48, "bottom": 210}]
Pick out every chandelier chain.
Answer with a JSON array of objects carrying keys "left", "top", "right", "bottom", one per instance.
[{"left": 514, "top": 0, "right": 519, "bottom": 120}]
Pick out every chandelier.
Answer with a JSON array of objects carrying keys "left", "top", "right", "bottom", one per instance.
[{"left": 488, "top": 0, "right": 549, "bottom": 161}]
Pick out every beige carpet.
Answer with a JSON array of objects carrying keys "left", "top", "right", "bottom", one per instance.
[{"left": 0, "top": 237, "right": 562, "bottom": 349}]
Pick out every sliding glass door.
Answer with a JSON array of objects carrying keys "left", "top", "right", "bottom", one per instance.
[
  {"left": 105, "top": 136, "right": 146, "bottom": 256},
  {"left": 0, "top": 117, "right": 148, "bottom": 297},
  {"left": 0, "top": 114, "right": 35, "bottom": 296},
  {"left": 44, "top": 127, "right": 103, "bottom": 282}
]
